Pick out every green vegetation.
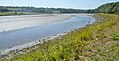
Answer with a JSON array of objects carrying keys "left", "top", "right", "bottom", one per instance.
[
  {"left": 0, "top": 13, "right": 119, "bottom": 61},
  {"left": 96, "top": 2, "right": 119, "bottom": 14},
  {"left": 112, "top": 33, "right": 119, "bottom": 41}
]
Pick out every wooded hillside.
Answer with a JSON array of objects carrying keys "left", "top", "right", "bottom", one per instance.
[{"left": 96, "top": 2, "right": 119, "bottom": 14}]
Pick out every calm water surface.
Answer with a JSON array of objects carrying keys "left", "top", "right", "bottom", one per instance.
[{"left": 0, "top": 15, "right": 95, "bottom": 50}]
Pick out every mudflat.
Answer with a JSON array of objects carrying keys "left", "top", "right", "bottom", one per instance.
[{"left": 0, "top": 14, "right": 72, "bottom": 32}]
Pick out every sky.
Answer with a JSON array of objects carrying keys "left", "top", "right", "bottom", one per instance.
[{"left": 0, "top": 0, "right": 119, "bottom": 9}]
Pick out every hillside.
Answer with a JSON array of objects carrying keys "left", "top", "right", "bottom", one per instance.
[{"left": 96, "top": 2, "right": 119, "bottom": 14}]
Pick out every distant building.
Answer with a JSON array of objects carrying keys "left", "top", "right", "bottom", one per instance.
[{"left": 53, "top": 11, "right": 60, "bottom": 14}]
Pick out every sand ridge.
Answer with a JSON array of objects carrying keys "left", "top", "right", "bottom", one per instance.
[{"left": 0, "top": 14, "right": 72, "bottom": 32}]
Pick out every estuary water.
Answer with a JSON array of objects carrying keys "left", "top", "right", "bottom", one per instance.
[{"left": 0, "top": 14, "right": 95, "bottom": 50}]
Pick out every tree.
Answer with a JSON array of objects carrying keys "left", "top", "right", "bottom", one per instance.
[
  {"left": 96, "top": 2, "right": 119, "bottom": 14},
  {"left": 0, "top": 8, "right": 9, "bottom": 12}
]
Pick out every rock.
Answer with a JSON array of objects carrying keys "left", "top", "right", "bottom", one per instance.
[{"left": 0, "top": 54, "right": 10, "bottom": 59}]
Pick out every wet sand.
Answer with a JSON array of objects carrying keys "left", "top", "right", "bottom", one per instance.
[{"left": 0, "top": 14, "right": 72, "bottom": 32}]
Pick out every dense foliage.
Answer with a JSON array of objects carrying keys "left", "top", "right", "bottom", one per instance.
[{"left": 96, "top": 2, "right": 119, "bottom": 14}]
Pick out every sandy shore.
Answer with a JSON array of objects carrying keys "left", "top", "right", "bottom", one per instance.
[
  {"left": 0, "top": 14, "right": 72, "bottom": 32},
  {"left": 0, "top": 14, "right": 95, "bottom": 59},
  {"left": 0, "top": 14, "right": 73, "bottom": 55}
]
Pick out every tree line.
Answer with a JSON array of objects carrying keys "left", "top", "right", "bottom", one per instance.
[
  {"left": 96, "top": 2, "right": 119, "bottom": 14},
  {"left": 0, "top": 2, "right": 118, "bottom": 14},
  {"left": 0, "top": 8, "right": 10, "bottom": 12},
  {"left": 0, "top": 6, "right": 95, "bottom": 13}
]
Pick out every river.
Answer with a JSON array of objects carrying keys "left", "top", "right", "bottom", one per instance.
[{"left": 0, "top": 14, "right": 95, "bottom": 51}]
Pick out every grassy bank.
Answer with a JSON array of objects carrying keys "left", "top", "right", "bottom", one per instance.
[{"left": 1, "top": 13, "right": 119, "bottom": 61}]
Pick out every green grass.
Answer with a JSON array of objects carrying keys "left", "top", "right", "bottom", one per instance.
[
  {"left": 112, "top": 33, "right": 119, "bottom": 41},
  {"left": 0, "top": 13, "right": 119, "bottom": 61}
]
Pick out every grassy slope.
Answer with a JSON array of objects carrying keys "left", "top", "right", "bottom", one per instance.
[{"left": 1, "top": 13, "right": 119, "bottom": 61}]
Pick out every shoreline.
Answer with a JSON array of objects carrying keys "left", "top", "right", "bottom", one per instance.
[
  {"left": 0, "top": 14, "right": 95, "bottom": 59},
  {"left": 0, "top": 31, "right": 70, "bottom": 59},
  {"left": 0, "top": 14, "right": 74, "bottom": 55},
  {"left": 0, "top": 32, "right": 68, "bottom": 54}
]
